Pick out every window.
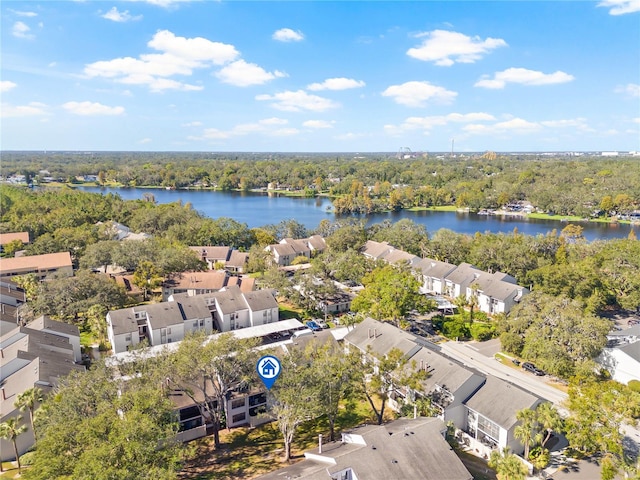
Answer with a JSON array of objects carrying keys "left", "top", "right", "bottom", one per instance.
[
  {"left": 249, "top": 393, "right": 267, "bottom": 406},
  {"left": 199, "top": 319, "right": 204, "bottom": 327},
  {"left": 249, "top": 406, "right": 266, "bottom": 417},
  {"left": 477, "top": 414, "right": 500, "bottom": 441},
  {"left": 167, "top": 327, "right": 172, "bottom": 334},
  {"left": 231, "top": 413, "right": 246, "bottom": 424},
  {"left": 125, "top": 334, "right": 132, "bottom": 342},
  {"left": 231, "top": 398, "right": 245, "bottom": 409}
]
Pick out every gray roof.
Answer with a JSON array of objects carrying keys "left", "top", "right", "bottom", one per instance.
[
  {"left": 281, "top": 238, "right": 311, "bottom": 254},
  {"left": 271, "top": 243, "right": 296, "bottom": 257},
  {"left": 409, "top": 348, "right": 484, "bottom": 400},
  {"left": 344, "top": 318, "right": 421, "bottom": 359},
  {"left": 619, "top": 341, "right": 640, "bottom": 362},
  {"left": 107, "top": 308, "right": 138, "bottom": 335},
  {"left": 465, "top": 376, "right": 542, "bottom": 430},
  {"left": 445, "top": 263, "right": 482, "bottom": 285},
  {"left": 256, "top": 417, "right": 472, "bottom": 480},
  {"left": 417, "top": 258, "right": 457, "bottom": 278},
  {"left": 242, "top": 289, "right": 278, "bottom": 312},
  {"left": 470, "top": 271, "right": 524, "bottom": 301},
  {"left": 214, "top": 286, "right": 249, "bottom": 315},
  {"left": 145, "top": 303, "right": 187, "bottom": 329},
  {"left": 305, "top": 235, "right": 327, "bottom": 251},
  {"left": 189, "top": 246, "right": 231, "bottom": 261},
  {"left": 176, "top": 296, "right": 211, "bottom": 320},
  {"left": 28, "top": 315, "right": 80, "bottom": 337},
  {"left": 382, "top": 249, "right": 420, "bottom": 266},
  {"left": 361, "top": 240, "right": 393, "bottom": 259},
  {"left": 226, "top": 250, "right": 249, "bottom": 267}
]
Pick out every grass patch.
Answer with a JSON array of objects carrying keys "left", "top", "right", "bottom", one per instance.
[
  {"left": 407, "top": 205, "right": 458, "bottom": 212},
  {"left": 180, "top": 398, "right": 393, "bottom": 479},
  {"left": 278, "top": 303, "right": 304, "bottom": 321},
  {"left": 527, "top": 213, "right": 586, "bottom": 222},
  {"left": 0, "top": 463, "right": 23, "bottom": 479}
]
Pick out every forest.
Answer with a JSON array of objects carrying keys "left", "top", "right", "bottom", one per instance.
[
  {"left": 2, "top": 183, "right": 640, "bottom": 480},
  {"left": 1, "top": 151, "right": 639, "bottom": 217}
]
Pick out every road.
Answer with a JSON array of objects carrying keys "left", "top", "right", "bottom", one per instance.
[
  {"left": 439, "top": 340, "right": 569, "bottom": 408},
  {"left": 439, "top": 340, "right": 640, "bottom": 459}
]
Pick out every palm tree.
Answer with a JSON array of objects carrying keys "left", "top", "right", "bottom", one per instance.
[
  {"left": 0, "top": 416, "right": 28, "bottom": 473},
  {"left": 514, "top": 408, "right": 539, "bottom": 460},
  {"left": 489, "top": 447, "right": 528, "bottom": 480},
  {"left": 15, "top": 386, "right": 44, "bottom": 443},
  {"left": 535, "top": 402, "right": 563, "bottom": 448}
]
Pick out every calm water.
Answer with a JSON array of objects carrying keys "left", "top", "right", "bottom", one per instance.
[{"left": 78, "top": 186, "right": 636, "bottom": 242}]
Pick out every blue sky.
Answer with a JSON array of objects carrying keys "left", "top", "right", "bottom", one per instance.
[{"left": 1, "top": 0, "right": 639, "bottom": 152}]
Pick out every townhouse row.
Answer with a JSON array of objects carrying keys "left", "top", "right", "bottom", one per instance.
[{"left": 362, "top": 240, "right": 529, "bottom": 314}]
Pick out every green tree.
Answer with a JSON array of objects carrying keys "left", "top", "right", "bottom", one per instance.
[
  {"left": 15, "top": 387, "right": 44, "bottom": 444},
  {"left": 514, "top": 408, "right": 540, "bottom": 460},
  {"left": 305, "top": 340, "right": 356, "bottom": 441},
  {"left": 354, "top": 347, "right": 427, "bottom": 425},
  {"left": 488, "top": 447, "right": 528, "bottom": 480},
  {"left": 351, "top": 263, "right": 435, "bottom": 326},
  {"left": 164, "top": 332, "right": 260, "bottom": 449},
  {"left": 132, "top": 260, "right": 163, "bottom": 301},
  {"left": 270, "top": 349, "right": 322, "bottom": 462},
  {"left": 0, "top": 416, "right": 28, "bottom": 473},
  {"left": 25, "top": 363, "right": 183, "bottom": 480},
  {"left": 535, "top": 402, "right": 563, "bottom": 448}
]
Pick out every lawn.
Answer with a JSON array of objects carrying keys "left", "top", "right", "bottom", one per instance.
[
  {"left": 0, "top": 462, "right": 23, "bottom": 479},
  {"left": 179, "top": 398, "right": 396, "bottom": 479}
]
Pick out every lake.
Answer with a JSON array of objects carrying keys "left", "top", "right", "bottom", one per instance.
[{"left": 77, "top": 186, "right": 637, "bottom": 242}]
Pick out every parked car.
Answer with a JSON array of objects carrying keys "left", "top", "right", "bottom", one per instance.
[
  {"left": 522, "top": 362, "right": 545, "bottom": 376},
  {"left": 316, "top": 319, "right": 329, "bottom": 329},
  {"left": 306, "top": 320, "right": 322, "bottom": 332}
]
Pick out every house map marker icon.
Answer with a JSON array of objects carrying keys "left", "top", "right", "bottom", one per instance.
[{"left": 256, "top": 355, "right": 281, "bottom": 390}]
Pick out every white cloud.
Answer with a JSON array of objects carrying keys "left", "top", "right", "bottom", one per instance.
[
  {"left": 256, "top": 90, "right": 340, "bottom": 112},
  {"left": 8, "top": 9, "right": 37, "bottom": 17},
  {"left": 259, "top": 117, "right": 288, "bottom": 126},
  {"left": 615, "top": 83, "right": 640, "bottom": 97},
  {"left": 475, "top": 68, "right": 575, "bottom": 89},
  {"left": 633, "top": 117, "right": 640, "bottom": 124},
  {"left": 307, "top": 78, "right": 366, "bottom": 91},
  {"left": 1, "top": 81, "right": 17, "bottom": 93},
  {"left": 303, "top": 120, "right": 335, "bottom": 129},
  {"left": 1, "top": 102, "right": 48, "bottom": 118},
  {"left": 407, "top": 30, "right": 507, "bottom": 66},
  {"left": 12, "top": 21, "right": 34, "bottom": 39},
  {"left": 384, "top": 112, "right": 494, "bottom": 135},
  {"left": 597, "top": 0, "right": 640, "bottom": 15},
  {"left": 463, "top": 117, "right": 542, "bottom": 135},
  {"left": 62, "top": 101, "right": 125, "bottom": 116},
  {"left": 272, "top": 28, "right": 304, "bottom": 42},
  {"left": 182, "top": 121, "right": 203, "bottom": 127},
  {"left": 102, "top": 7, "right": 142, "bottom": 22},
  {"left": 216, "top": 60, "right": 287, "bottom": 87},
  {"left": 85, "top": 30, "right": 239, "bottom": 91},
  {"left": 192, "top": 117, "right": 295, "bottom": 141},
  {"left": 139, "top": 138, "right": 152, "bottom": 144},
  {"left": 381, "top": 81, "right": 457, "bottom": 107},
  {"left": 124, "top": 0, "right": 197, "bottom": 7},
  {"left": 540, "top": 118, "right": 590, "bottom": 129}
]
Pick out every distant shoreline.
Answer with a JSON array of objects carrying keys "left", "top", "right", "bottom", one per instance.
[{"left": 56, "top": 182, "right": 638, "bottom": 228}]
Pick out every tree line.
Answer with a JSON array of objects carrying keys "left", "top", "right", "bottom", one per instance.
[{"left": 2, "top": 151, "right": 639, "bottom": 218}]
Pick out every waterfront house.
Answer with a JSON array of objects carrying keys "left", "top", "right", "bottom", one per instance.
[{"left": 0, "top": 251, "right": 73, "bottom": 280}]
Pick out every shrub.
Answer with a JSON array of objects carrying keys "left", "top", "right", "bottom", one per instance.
[
  {"left": 629, "top": 379, "right": 640, "bottom": 392},
  {"left": 470, "top": 323, "right": 495, "bottom": 341}
]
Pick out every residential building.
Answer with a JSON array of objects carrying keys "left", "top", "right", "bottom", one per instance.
[
  {"left": 464, "top": 376, "right": 542, "bottom": 455},
  {"left": 256, "top": 417, "right": 473, "bottom": 480},
  {"left": 189, "top": 246, "right": 232, "bottom": 269},
  {"left": 361, "top": 240, "right": 394, "bottom": 261},
  {"left": 467, "top": 271, "right": 528, "bottom": 315},
  {"left": 444, "top": 263, "right": 484, "bottom": 299},
  {"left": 162, "top": 270, "right": 230, "bottom": 301},
  {"left": 193, "top": 286, "right": 279, "bottom": 332},
  {"left": 416, "top": 258, "right": 457, "bottom": 295},
  {"left": 0, "top": 232, "right": 30, "bottom": 252},
  {"left": 0, "top": 319, "right": 84, "bottom": 461},
  {"left": 0, "top": 281, "right": 26, "bottom": 324},
  {"left": 225, "top": 250, "right": 249, "bottom": 274},
  {"left": 344, "top": 318, "right": 545, "bottom": 457},
  {"left": 106, "top": 296, "right": 213, "bottom": 354},
  {"left": 0, "top": 251, "right": 73, "bottom": 280},
  {"left": 597, "top": 325, "right": 640, "bottom": 385}
]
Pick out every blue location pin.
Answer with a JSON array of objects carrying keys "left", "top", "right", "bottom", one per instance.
[{"left": 256, "top": 355, "right": 282, "bottom": 390}]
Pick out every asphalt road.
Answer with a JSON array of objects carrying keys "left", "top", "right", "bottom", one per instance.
[
  {"left": 439, "top": 339, "right": 640, "bottom": 461},
  {"left": 439, "top": 340, "right": 569, "bottom": 408}
]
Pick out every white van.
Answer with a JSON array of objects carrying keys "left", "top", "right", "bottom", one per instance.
[{"left": 292, "top": 328, "right": 314, "bottom": 339}]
